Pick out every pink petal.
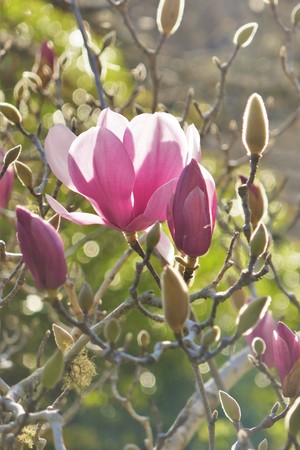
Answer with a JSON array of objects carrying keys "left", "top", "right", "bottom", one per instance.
[
  {"left": 201, "top": 165, "right": 217, "bottom": 229},
  {"left": 155, "top": 230, "right": 175, "bottom": 266},
  {"left": 68, "top": 127, "right": 135, "bottom": 229},
  {"left": 273, "top": 330, "right": 294, "bottom": 384},
  {"left": 46, "top": 195, "right": 108, "bottom": 227},
  {"left": 96, "top": 108, "right": 129, "bottom": 141},
  {"left": 186, "top": 124, "right": 201, "bottom": 163},
  {"left": 124, "top": 112, "right": 187, "bottom": 214},
  {"left": 45, "top": 125, "right": 77, "bottom": 190}
]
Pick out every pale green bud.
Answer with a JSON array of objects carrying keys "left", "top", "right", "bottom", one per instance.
[
  {"left": 291, "top": 4, "right": 300, "bottom": 25},
  {"left": 104, "top": 318, "right": 121, "bottom": 344},
  {"left": 252, "top": 337, "right": 266, "bottom": 356},
  {"left": 285, "top": 396, "right": 300, "bottom": 439},
  {"left": 41, "top": 350, "right": 64, "bottom": 389},
  {"left": 157, "top": 0, "right": 185, "bottom": 37},
  {"left": 233, "top": 22, "right": 258, "bottom": 48},
  {"left": 250, "top": 222, "right": 268, "bottom": 258},
  {"left": 52, "top": 324, "right": 74, "bottom": 353},
  {"left": 258, "top": 438, "right": 268, "bottom": 450},
  {"left": 236, "top": 296, "right": 271, "bottom": 337},
  {"left": 202, "top": 326, "right": 221, "bottom": 348},
  {"left": 242, "top": 93, "right": 269, "bottom": 156},
  {"left": 146, "top": 221, "right": 161, "bottom": 252},
  {"left": 14, "top": 161, "right": 33, "bottom": 188},
  {"left": 0, "top": 102, "right": 22, "bottom": 125},
  {"left": 78, "top": 281, "right": 94, "bottom": 313},
  {"left": 219, "top": 390, "right": 241, "bottom": 423},
  {"left": 137, "top": 330, "right": 150, "bottom": 348},
  {"left": 3, "top": 145, "right": 21, "bottom": 167}
]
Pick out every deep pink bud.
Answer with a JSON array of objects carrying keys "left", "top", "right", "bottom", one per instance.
[
  {"left": 16, "top": 206, "right": 67, "bottom": 290},
  {"left": 0, "top": 150, "right": 14, "bottom": 209},
  {"left": 32, "top": 40, "right": 56, "bottom": 87},
  {"left": 167, "top": 159, "right": 217, "bottom": 257},
  {"left": 273, "top": 322, "right": 300, "bottom": 387},
  {"left": 245, "top": 306, "right": 276, "bottom": 367}
]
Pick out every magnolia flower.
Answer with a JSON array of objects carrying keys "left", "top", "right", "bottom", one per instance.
[
  {"left": 167, "top": 158, "right": 217, "bottom": 257},
  {"left": 0, "top": 150, "right": 14, "bottom": 209},
  {"left": 45, "top": 108, "right": 200, "bottom": 233},
  {"left": 273, "top": 322, "right": 300, "bottom": 396},
  {"left": 16, "top": 206, "right": 67, "bottom": 290}
]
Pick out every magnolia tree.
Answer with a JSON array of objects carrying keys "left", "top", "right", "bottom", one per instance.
[{"left": 0, "top": 0, "right": 300, "bottom": 449}]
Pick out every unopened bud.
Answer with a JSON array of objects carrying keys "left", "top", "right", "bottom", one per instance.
[
  {"left": 219, "top": 390, "right": 241, "bottom": 423},
  {"left": 137, "top": 330, "right": 150, "bottom": 348},
  {"left": 242, "top": 93, "right": 269, "bottom": 156},
  {"left": 14, "top": 161, "right": 33, "bottom": 188},
  {"left": 233, "top": 22, "right": 258, "bottom": 48},
  {"left": 52, "top": 324, "right": 74, "bottom": 353},
  {"left": 236, "top": 296, "right": 271, "bottom": 337},
  {"left": 252, "top": 337, "right": 266, "bottom": 356},
  {"left": 258, "top": 438, "right": 268, "bottom": 450},
  {"left": 41, "top": 349, "right": 64, "bottom": 389},
  {"left": 146, "top": 221, "right": 161, "bottom": 252},
  {"left": 250, "top": 222, "right": 268, "bottom": 258},
  {"left": 285, "top": 396, "right": 300, "bottom": 439},
  {"left": 101, "top": 31, "right": 116, "bottom": 51},
  {"left": 0, "top": 102, "right": 22, "bottom": 125},
  {"left": 291, "top": 4, "right": 300, "bottom": 25},
  {"left": 104, "top": 318, "right": 121, "bottom": 343},
  {"left": 78, "top": 282, "right": 94, "bottom": 313},
  {"left": 161, "top": 266, "right": 189, "bottom": 335},
  {"left": 282, "top": 359, "right": 300, "bottom": 398},
  {"left": 157, "top": 0, "right": 185, "bottom": 37},
  {"left": 3, "top": 145, "right": 21, "bottom": 167},
  {"left": 202, "top": 326, "right": 221, "bottom": 348}
]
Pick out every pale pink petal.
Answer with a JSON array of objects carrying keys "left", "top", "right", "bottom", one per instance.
[
  {"left": 45, "top": 124, "right": 77, "bottom": 190},
  {"left": 46, "top": 195, "right": 108, "bottom": 226},
  {"left": 124, "top": 113, "right": 187, "bottom": 214},
  {"left": 96, "top": 108, "right": 129, "bottom": 141},
  {"left": 69, "top": 127, "right": 135, "bottom": 230},
  {"left": 155, "top": 230, "right": 175, "bottom": 266},
  {"left": 142, "top": 179, "right": 178, "bottom": 223},
  {"left": 186, "top": 124, "right": 201, "bottom": 163}
]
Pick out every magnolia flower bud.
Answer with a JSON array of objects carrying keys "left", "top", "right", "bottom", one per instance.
[
  {"left": 233, "top": 22, "right": 258, "bottom": 48},
  {"left": 236, "top": 296, "right": 271, "bottom": 337},
  {"left": 137, "top": 330, "right": 150, "bottom": 348},
  {"left": 52, "top": 324, "right": 74, "bottom": 353},
  {"left": 157, "top": 0, "right": 185, "bottom": 37},
  {"left": 3, "top": 145, "right": 21, "bottom": 168},
  {"left": 104, "top": 318, "right": 121, "bottom": 344},
  {"left": 291, "top": 4, "right": 300, "bottom": 25},
  {"left": 250, "top": 221, "right": 268, "bottom": 258},
  {"left": 14, "top": 161, "right": 33, "bottom": 188},
  {"left": 251, "top": 336, "right": 266, "bottom": 356},
  {"left": 202, "top": 326, "right": 221, "bottom": 348},
  {"left": 258, "top": 438, "right": 268, "bottom": 450},
  {"left": 146, "top": 221, "right": 161, "bottom": 252},
  {"left": 161, "top": 266, "right": 189, "bottom": 335},
  {"left": 242, "top": 93, "right": 269, "bottom": 156},
  {"left": 41, "top": 349, "right": 64, "bottom": 389},
  {"left": 0, "top": 102, "right": 22, "bottom": 125},
  {"left": 219, "top": 390, "right": 241, "bottom": 423},
  {"left": 78, "top": 281, "right": 94, "bottom": 313},
  {"left": 285, "top": 396, "right": 300, "bottom": 439}
]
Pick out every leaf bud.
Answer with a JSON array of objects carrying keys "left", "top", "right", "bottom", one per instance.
[
  {"left": 52, "top": 324, "right": 74, "bottom": 353},
  {"left": 251, "top": 336, "right": 266, "bottom": 356},
  {"left": 41, "top": 349, "right": 64, "bottom": 389},
  {"left": 157, "top": 0, "right": 185, "bottom": 37},
  {"left": 0, "top": 102, "right": 22, "bottom": 125},
  {"left": 137, "top": 330, "right": 150, "bottom": 348},
  {"left": 285, "top": 396, "right": 300, "bottom": 439},
  {"left": 78, "top": 281, "right": 94, "bottom": 313},
  {"left": 202, "top": 326, "right": 221, "bottom": 348},
  {"left": 146, "top": 221, "right": 161, "bottom": 252},
  {"left": 291, "top": 4, "right": 300, "bottom": 25},
  {"left": 242, "top": 93, "right": 269, "bottom": 156},
  {"left": 250, "top": 222, "right": 268, "bottom": 258},
  {"left": 161, "top": 266, "right": 189, "bottom": 335},
  {"left": 104, "top": 318, "right": 121, "bottom": 344},
  {"left": 3, "top": 145, "right": 21, "bottom": 168},
  {"left": 14, "top": 161, "right": 33, "bottom": 188},
  {"left": 235, "top": 296, "right": 271, "bottom": 337},
  {"left": 258, "top": 438, "right": 268, "bottom": 450},
  {"left": 101, "top": 31, "right": 116, "bottom": 51},
  {"left": 233, "top": 22, "right": 258, "bottom": 48},
  {"left": 219, "top": 390, "right": 241, "bottom": 423}
]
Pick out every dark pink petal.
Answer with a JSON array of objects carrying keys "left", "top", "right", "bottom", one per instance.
[
  {"left": 293, "top": 334, "right": 300, "bottom": 362},
  {"left": 97, "top": 108, "right": 129, "bottom": 141},
  {"left": 45, "top": 125, "right": 76, "bottom": 190},
  {"left": 277, "top": 322, "right": 296, "bottom": 350},
  {"left": 16, "top": 206, "right": 67, "bottom": 290},
  {"left": 124, "top": 112, "right": 187, "bottom": 214},
  {"left": 245, "top": 311, "right": 276, "bottom": 367},
  {"left": 0, "top": 165, "right": 13, "bottom": 208},
  {"left": 201, "top": 165, "right": 217, "bottom": 229},
  {"left": 273, "top": 330, "right": 294, "bottom": 384},
  {"left": 69, "top": 127, "right": 135, "bottom": 229}
]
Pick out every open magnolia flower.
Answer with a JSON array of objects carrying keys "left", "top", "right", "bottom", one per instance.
[{"left": 45, "top": 108, "right": 200, "bottom": 233}]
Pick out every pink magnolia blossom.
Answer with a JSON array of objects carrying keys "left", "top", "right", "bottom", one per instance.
[
  {"left": 167, "top": 158, "right": 217, "bottom": 257},
  {"left": 245, "top": 308, "right": 276, "bottom": 368},
  {"left": 0, "top": 150, "right": 14, "bottom": 209},
  {"left": 45, "top": 108, "right": 200, "bottom": 232},
  {"left": 16, "top": 206, "right": 67, "bottom": 290},
  {"left": 273, "top": 322, "right": 300, "bottom": 386}
]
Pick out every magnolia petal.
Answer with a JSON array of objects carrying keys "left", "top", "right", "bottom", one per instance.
[
  {"left": 46, "top": 195, "right": 108, "bottom": 226},
  {"left": 96, "top": 108, "right": 129, "bottom": 141},
  {"left": 155, "top": 230, "right": 175, "bottom": 266},
  {"left": 273, "top": 330, "right": 294, "bottom": 384},
  {"left": 45, "top": 124, "right": 77, "bottom": 190},
  {"left": 186, "top": 124, "right": 201, "bottom": 163}
]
